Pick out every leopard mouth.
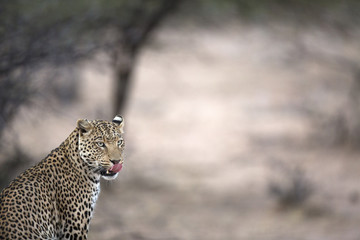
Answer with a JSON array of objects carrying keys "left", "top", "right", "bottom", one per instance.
[
  {"left": 100, "top": 169, "right": 118, "bottom": 177},
  {"left": 99, "top": 163, "right": 123, "bottom": 177}
]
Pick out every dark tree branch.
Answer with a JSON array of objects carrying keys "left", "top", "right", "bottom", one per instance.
[{"left": 113, "top": 0, "right": 181, "bottom": 115}]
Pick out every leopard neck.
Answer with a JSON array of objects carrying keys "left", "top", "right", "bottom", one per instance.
[{"left": 62, "top": 128, "right": 101, "bottom": 184}]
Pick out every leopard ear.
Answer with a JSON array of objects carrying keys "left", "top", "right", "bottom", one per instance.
[
  {"left": 77, "top": 119, "right": 93, "bottom": 135},
  {"left": 112, "top": 115, "right": 124, "bottom": 133}
]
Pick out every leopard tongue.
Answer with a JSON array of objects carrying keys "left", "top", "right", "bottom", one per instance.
[{"left": 109, "top": 163, "right": 123, "bottom": 173}]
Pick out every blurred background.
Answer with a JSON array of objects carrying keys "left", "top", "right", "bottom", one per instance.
[{"left": 1, "top": 0, "right": 360, "bottom": 239}]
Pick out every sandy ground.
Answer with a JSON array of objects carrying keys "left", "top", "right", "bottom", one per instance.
[{"left": 6, "top": 21, "right": 360, "bottom": 239}]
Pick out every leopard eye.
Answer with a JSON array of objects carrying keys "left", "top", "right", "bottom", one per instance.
[
  {"left": 97, "top": 142, "right": 105, "bottom": 148},
  {"left": 117, "top": 139, "right": 124, "bottom": 147}
]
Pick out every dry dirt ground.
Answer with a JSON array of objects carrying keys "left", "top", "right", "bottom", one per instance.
[{"left": 8, "top": 22, "right": 360, "bottom": 239}]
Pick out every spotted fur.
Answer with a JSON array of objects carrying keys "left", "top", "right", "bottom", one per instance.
[{"left": 0, "top": 116, "right": 125, "bottom": 239}]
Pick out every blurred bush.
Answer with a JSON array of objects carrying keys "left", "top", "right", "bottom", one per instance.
[
  {"left": 2, "top": 0, "right": 360, "bottom": 146},
  {"left": 268, "top": 164, "right": 313, "bottom": 209},
  {"left": 181, "top": 0, "right": 360, "bottom": 25},
  {"left": 0, "top": 0, "right": 180, "bottom": 143}
]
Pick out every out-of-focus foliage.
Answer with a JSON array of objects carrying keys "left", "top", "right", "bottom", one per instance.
[
  {"left": 2, "top": 0, "right": 359, "bottom": 140},
  {"left": 0, "top": 0, "right": 175, "bottom": 76},
  {"left": 1, "top": 0, "right": 360, "bottom": 144},
  {"left": 181, "top": 0, "right": 360, "bottom": 27},
  {"left": 0, "top": 0, "right": 179, "bottom": 140}
]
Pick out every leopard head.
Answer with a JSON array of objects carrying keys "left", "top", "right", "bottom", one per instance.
[{"left": 77, "top": 115, "right": 125, "bottom": 180}]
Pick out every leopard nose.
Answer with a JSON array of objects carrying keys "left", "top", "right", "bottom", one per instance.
[{"left": 110, "top": 160, "right": 120, "bottom": 165}]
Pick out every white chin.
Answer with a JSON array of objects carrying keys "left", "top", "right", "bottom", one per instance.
[{"left": 101, "top": 173, "right": 118, "bottom": 180}]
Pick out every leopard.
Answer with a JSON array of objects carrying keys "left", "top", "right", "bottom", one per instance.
[{"left": 0, "top": 115, "right": 125, "bottom": 240}]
